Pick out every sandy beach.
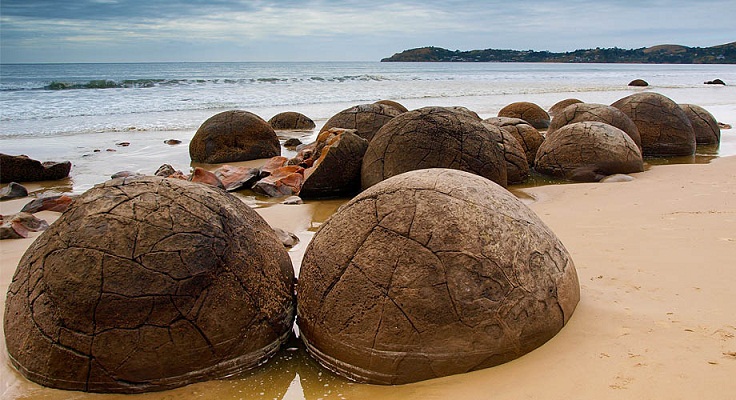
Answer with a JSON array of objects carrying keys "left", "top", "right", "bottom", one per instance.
[{"left": 1, "top": 154, "right": 734, "bottom": 399}]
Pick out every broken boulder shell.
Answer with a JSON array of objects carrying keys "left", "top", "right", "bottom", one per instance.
[
  {"left": 297, "top": 168, "right": 580, "bottom": 384},
  {"left": 4, "top": 176, "right": 295, "bottom": 393}
]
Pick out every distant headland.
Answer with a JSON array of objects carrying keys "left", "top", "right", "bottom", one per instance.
[{"left": 381, "top": 42, "right": 736, "bottom": 63}]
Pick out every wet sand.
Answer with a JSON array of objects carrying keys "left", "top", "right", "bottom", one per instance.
[{"left": 2, "top": 156, "right": 736, "bottom": 399}]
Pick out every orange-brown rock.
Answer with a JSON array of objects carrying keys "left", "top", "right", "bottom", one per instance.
[
  {"left": 482, "top": 117, "right": 544, "bottom": 167},
  {"left": 679, "top": 104, "right": 720, "bottom": 145},
  {"left": 253, "top": 166, "right": 305, "bottom": 197},
  {"left": 611, "top": 92, "right": 695, "bottom": 156},
  {"left": 259, "top": 156, "right": 289, "bottom": 177},
  {"left": 1, "top": 212, "right": 49, "bottom": 239},
  {"left": 321, "top": 103, "right": 403, "bottom": 142},
  {"left": 300, "top": 128, "right": 369, "bottom": 198},
  {"left": 189, "top": 110, "right": 280, "bottom": 163},
  {"left": 20, "top": 194, "right": 74, "bottom": 214},
  {"left": 4, "top": 176, "right": 295, "bottom": 393},
  {"left": 214, "top": 165, "right": 260, "bottom": 191},
  {"left": 297, "top": 168, "right": 580, "bottom": 384},
  {"left": 548, "top": 103, "right": 642, "bottom": 151},
  {"left": 268, "top": 111, "right": 316, "bottom": 130},
  {"left": 362, "top": 107, "right": 507, "bottom": 189},
  {"left": 498, "top": 101, "right": 550, "bottom": 130},
  {"left": 535, "top": 121, "right": 644, "bottom": 182},
  {"left": 187, "top": 167, "right": 225, "bottom": 189}
]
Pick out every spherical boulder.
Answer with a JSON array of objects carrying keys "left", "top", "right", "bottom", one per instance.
[
  {"left": 535, "top": 121, "right": 644, "bottom": 182},
  {"left": 374, "top": 99, "right": 408, "bottom": 113},
  {"left": 361, "top": 107, "right": 507, "bottom": 190},
  {"left": 321, "top": 103, "right": 403, "bottom": 142},
  {"left": 679, "top": 104, "right": 720, "bottom": 145},
  {"left": 190, "top": 110, "right": 280, "bottom": 163},
  {"left": 611, "top": 92, "right": 695, "bottom": 156},
  {"left": 268, "top": 111, "right": 316, "bottom": 130},
  {"left": 482, "top": 122, "right": 529, "bottom": 184},
  {"left": 483, "top": 117, "right": 544, "bottom": 167},
  {"left": 297, "top": 168, "right": 580, "bottom": 384},
  {"left": 628, "top": 79, "right": 649, "bottom": 87},
  {"left": 498, "top": 101, "right": 550, "bottom": 130},
  {"left": 548, "top": 103, "right": 642, "bottom": 151},
  {"left": 548, "top": 98, "right": 583, "bottom": 118},
  {"left": 4, "top": 176, "right": 295, "bottom": 393}
]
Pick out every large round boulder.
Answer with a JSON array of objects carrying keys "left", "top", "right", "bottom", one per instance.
[
  {"left": 498, "top": 101, "right": 551, "bottom": 130},
  {"left": 4, "top": 176, "right": 295, "bottom": 393},
  {"left": 483, "top": 117, "right": 544, "bottom": 167},
  {"left": 374, "top": 99, "right": 408, "bottom": 113},
  {"left": 361, "top": 107, "right": 507, "bottom": 189},
  {"left": 482, "top": 122, "right": 529, "bottom": 184},
  {"left": 535, "top": 121, "right": 644, "bottom": 182},
  {"left": 297, "top": 168, "right": 580, "bottom": 384},
  {"left": 679, "top": 104, "right": 720, "bottom": 145},
  {"left": 548, "top": 103, "right": 642, "bottom": 151},
  {"left": 548, "top": 98, "right": 583, "bottom": 118},
  {"left": 268, "top": 111, "right": 316, "bottom": 130},
  {"left": 320, "top": 103, "right": 403, "bottom": 142},
  {"left": 611, "top": 92, "right": 695, "bottom": 156},
  {"left": 189, "top": 110, "right": 281, "bottom": 163}
]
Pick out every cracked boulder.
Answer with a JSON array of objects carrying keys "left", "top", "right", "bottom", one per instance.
[
  {"left": 361, "top": 106, "right": 507, "bottom": 190},
  {"left": 611, "top": 92, "right": 695, "bottom": 156},
  {"left": 679, "top": 104, "right": 720, "bottom": 145},
  {"left": 548, "top": 98, "right": 583, "bottom": 118},
  {"left": 297, "top": 168, "right": 580, "bottom": 384},
  {"left": 481, "top": 122, "right": 529, "bottom": 185},
  {"left": 483, "top": 117, "right": 544, "bottom": 167},
  {"left": 498, "top": 101, "right": 551, "bottom": 130},
  {"left": 189, "top": 110, "right": 280, "bottom": 163},
  {"left": 268, "top": 111, "right": 316, "bottom": 131},
  {"left": 4, "top": 176, "right": 295, "bottom": 393},
  {"left": 535, "top": 121, "right": 644, "bottom": 182},
  {"left": 320, "top": 103, "right": 403, "bottom": 142},
  {"left": 548, "top": 103, "right": 642, "bottom": 151}
]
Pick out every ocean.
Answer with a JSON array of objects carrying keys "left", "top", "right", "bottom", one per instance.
[{"left": 2, "top": 62, "right": 735, "bottom": 192}]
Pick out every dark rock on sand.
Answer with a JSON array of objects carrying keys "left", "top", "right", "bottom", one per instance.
[
  {"left": 548, "top": 103, "right": 642, "bottom": 151},
  {"left": 679, "top": 104, "right": 721, "bottom": 145},
  {"left": 268, "top": 111, "right": 316, "bottom": 130},
  {"left": 0, "top": 182, "right": 29, "bottom": 201},
  {"left": 0, "top": 212, "right": 49, "bottom": 239},
  {"left": 321, "top": 103, "right": 403, "bottom": 142},
  {"left": 498, "top": 101, "right": 551, "bottom": 130},
  {"left": 611, "top": 92, "right": 695, "bottom": 157},
  {"left": 628, "top": 79, "right": 649, "bottom": 87},
  {"left": 164, "top": 139, "right": 182, "bottom": 145},
  {"left": 297, "top": 168, "right": 580, "bottom": 384},
  {"left": 704, "top": 79, "right": 725, "bottom": 85},
  {"left": 20, "top": 195, "right": 75, "bottom": 214},
  {"left": 535, "top": 121, "right": 644, "bottom": 182},
  {"left": 0, "top": 154, "right": 72, "bottom": 183},
  {"left": 362, "top": 106, "right": 507, "bottom": 190},
  {"left": 283, "top": 138, "right": 303, "bottom": 147},
  {"left": 4, "top": 176, "right": 295, "bottom": 393},
  {"left": 482, "top": 117, "right": 544, "bottom": 167},
  {"left": 189, "top": 110, "right": 280, "bottom": 163},
  {"left": 272, "top": 227, "right": 299, "bottom": 247},
  {"left": 300, "top": 128, "right": 369, "bottom": 198}
]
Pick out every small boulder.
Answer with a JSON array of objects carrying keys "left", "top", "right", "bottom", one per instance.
[
  {"left": 704, "top": 79, "right": 725, "bottom": 85},
  {"left": 679, "top": 104, "right": 720, "bottom": 145},
  {"left": 189, "top": 110, "right": 280, "bottom": 163},
  {"left": 482, "top": 117, "right": 544, "bottom": 167},
  {"left": 321, "top": 103, "right": 403, "bottom": 142},
  {"left": 272, "top": 227, "right": 300, "bottom": 248},
  {"left": 535, "top": 121, "right": 644, "bottom": 182},
  {"left": 628, "top": 79, "right": 649, "bottom": 87},
  {"left": 498, "top": 102, "right": 550, "bottom": 130},
  {"left": 361, "top": 106, "right": 507, "bottom": 190},
  {"left": 283, "top": 138, "right": 303, "bottom": 147},
  {"left": 164, "top": 139, "right": 182, "bottom": 145},
  {"left": 0, "top": 182, "right": 29, "bottom": 200},
  {"left": 0, "top": 154, "right": 72, "bottom": 183},
  {"left": 268, "top": 112, "right": 316, "bottom": 130},
  {"left": 611, "top": 92, "right": 695, "bottom": 157},
  {"left": 300, "top": 128, "right": 369, "bottom": 198}
]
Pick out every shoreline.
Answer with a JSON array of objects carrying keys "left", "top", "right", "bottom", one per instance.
[{"left": 2, "top": 156, "right": 735, "bottom": 399}]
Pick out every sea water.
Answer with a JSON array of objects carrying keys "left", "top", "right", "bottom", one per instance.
[{"left": 1, "top": 62, "right": 735, "bottom": 192}]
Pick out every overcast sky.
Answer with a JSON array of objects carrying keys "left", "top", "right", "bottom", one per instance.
[{"left": 1, "top": 0, "right": 734, "bottom": 63}]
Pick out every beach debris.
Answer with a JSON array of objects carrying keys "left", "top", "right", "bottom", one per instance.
[
  {"left": 272, "top": 226, "right": 299, "bottom": 247},
  {"left": 0, "top": 182, "right": 29, "bottom": 200},
  {"left": 214, "top": 165, "right": 260, "bottom": 191},
  {"left": 483, "top": 117, "right": 545, "bottom": 167},
  {"left": 374, "top": 99, "right": 409, "bottom": 113},
  {"left": 0, "top": 153, "right": 72, "bottom": 183},
  {"left": 548, "top": 98, "right": 583, "bottom": 118},
  {"left": 20, "top": 194, "right": 75, "bottom": 213},
  {"left": 481, "top": 122, "right": 529, "bottom": 184},
  {"left": 4, "top": 176, "right": 295, "bottom": 393},
  {"left": 320, "top": 103, "right": 403, "bottom": 142},
  {"left": 283, "top": 138, "right": 303, "bottom": 147},
  {"left": 362, "top": 106, "right": 508, "bottom": 190},
  {"left": 704, "top": 79, "right": 726, "bottom": 85},
  {"left": 282, "top": 195, "right": 303, "bottom": 205},
  {"left": 0, "top": 212, "right": 49, "bottom": 239},
  {"left": 297, "top": 168, "right": 580, "bottom": 384},
  {"left": 612, "top": 92, "right": 696, "bottom": 157},
  {"left": 498, "top": 101, "right": 551, "bottom": 130},
  {"left": 679, "top": 104, "right": 721, "bottom": 145},
  {"left": 164, "top": 139, "right": 182, "bottom": 145},
  {"left": 535, "top": 121, "right": 643, "bottom": 182},
  {"left": 188, "top": 167, "right": 225, "bottom": 189},
  {"left": 628, "top": 78, "right": 649, "bottom": 86},
  {"left": 190, "top": 110, "right": 280, "bottom": 163},
  {"left": 547, "top": 103, "right": 642, "bottom": 151},
  {"left": 268, "top": 111, "right": 316, "bottom": 130}
]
